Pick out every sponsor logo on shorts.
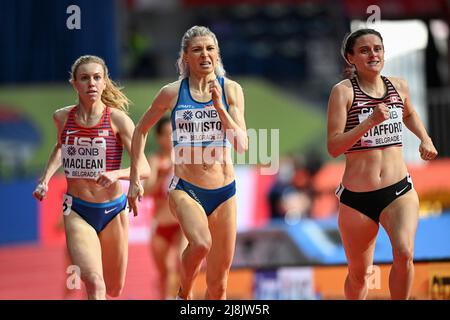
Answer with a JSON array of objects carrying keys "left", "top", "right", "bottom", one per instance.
[
  {"left": 105, "top": 207, "right": 117, "bottom": 214},
  {"left": 395, "top": 185, "right": 409, "bottom": 196}
]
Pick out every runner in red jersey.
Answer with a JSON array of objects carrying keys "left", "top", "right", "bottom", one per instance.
[
  {"left": 143, "top": 116, "right": 186, "bottom": 299},
  {"left": 33, "top": 55, "right": 150, "bottom": 300}
]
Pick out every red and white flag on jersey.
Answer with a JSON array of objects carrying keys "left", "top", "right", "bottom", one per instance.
[{"left": 99, "top": 129, "right": 109, "bottom": 136}]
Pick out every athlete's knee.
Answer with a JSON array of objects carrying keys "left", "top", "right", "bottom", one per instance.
[
  {"left": 392, "top": 245, "right": 414, "bottom": 265},
  {"left": 347, "top": 267, "right": 370, "bottom": 288},
  {"left": 190, "top": 236, "right": 212, "bottom": 258},
  {"left": 82, "top": 272, "right": 106, "bottom": 295}
]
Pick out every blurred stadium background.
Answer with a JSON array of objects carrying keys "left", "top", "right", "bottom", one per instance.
[{"left": 1, "top": 0, "right": 450, "bottom": 300}]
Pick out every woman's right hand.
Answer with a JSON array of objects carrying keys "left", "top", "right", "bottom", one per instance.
[
  {"left": 369, "top": 103, "right": 390, "bottom": 126},
  {"left": 33, "top": 182, "right": 48, "bottom": 201}
]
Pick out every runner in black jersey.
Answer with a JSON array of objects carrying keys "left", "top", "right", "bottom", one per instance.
[{"left": 327, "top": 29, "right": 437, "bottom": 300}]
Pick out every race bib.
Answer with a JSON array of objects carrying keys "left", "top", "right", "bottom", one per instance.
[
  {"left": 168, "top": 176, "right": 179, "bottom": 191},
  {"left": 359, "top": 107, "right": 403, "bottom": 147},
  {"left": 62, "top": 194, "right": 73, "bottom": 216},
  {"left": 61, "top": 138, "right": 106, "bottom": 179},
  {"left": 174, "top": 106, "right": 224, "bottom": 144}
]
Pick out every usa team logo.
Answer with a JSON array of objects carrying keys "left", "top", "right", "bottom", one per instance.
[{"left": 183, "top": 110, "right": 193, "bottom": 121}]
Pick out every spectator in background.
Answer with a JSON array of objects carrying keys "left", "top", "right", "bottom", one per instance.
[
  {"left": 268, "top": 151, "right": 324, "bottom": 224},
  {"left": 327, "top": 29, "right": 438, "bottom": 300},
  {"left": 268, "top": 155, "right": 296, "bottom": 219},
  {"left": 143, "top": 116, "right": 186, "bottom": 299},
  {"left": 127, "top": 22, "right": 157, "bottom": 78}
]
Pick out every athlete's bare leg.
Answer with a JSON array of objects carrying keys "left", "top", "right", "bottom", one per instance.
[
  {"left": 204, "top": 196, "right": 236, "bottom": 300},
  {"left": 380, "top": 189, "right": 419, "bottom": 300},
  {"left": 169, "top": 190, "right": 211, "bottom": 299},
  {"left": 99, "top": 210, "right": 129, "bottom": 298},
  {"left": 151, "top": 232, "right": 171, "bottom": 298},
  {"left": 338, "top": 204, "right": 379, "bottom": 300},
  {"left": 64, "top": 211, "right": 105, "bottom": 300}
]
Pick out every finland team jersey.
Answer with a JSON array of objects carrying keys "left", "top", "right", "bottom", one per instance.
[
  {"left": 61, "top": 106, "right": 123, "bottom": 179},
  {"left": 345, "top": 76, "right": 404, "bottom": 153},
  {"left": 171, "top": 77, "right": 231, "bottom": 148}
]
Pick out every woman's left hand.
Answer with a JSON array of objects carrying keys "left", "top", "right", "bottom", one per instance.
[
  {"left": 127, "top": 181, "right": 144, "bottom": 216},
  {"left": 419, "top": 138, "right": 438, "bottom": 161}
]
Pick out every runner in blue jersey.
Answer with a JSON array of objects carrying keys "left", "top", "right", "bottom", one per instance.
[{"left": 128, "top": 26, "right": 248, "bottom": 300}]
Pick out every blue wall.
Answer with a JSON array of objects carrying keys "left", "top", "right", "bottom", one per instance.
[
  {"left": 0, "top": 180, "right": 38, "bottom": 244},
  {"left": 0, "top": 0, "right": 119, "bottom": 84},
  {"left": 282, "top": 213, "right": 450, "bottom": 265}
]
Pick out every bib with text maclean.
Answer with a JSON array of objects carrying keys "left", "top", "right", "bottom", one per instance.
[{"left": 61, "top": 106, "right": 123, "bottom": 179}]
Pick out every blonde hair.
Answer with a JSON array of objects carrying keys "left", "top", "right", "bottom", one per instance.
[
  {"left": 176, "top": 26, "right": 226, "bottom": 79},
  {"left": 70, "top": 55, "right": 130, "bottom": 113}
]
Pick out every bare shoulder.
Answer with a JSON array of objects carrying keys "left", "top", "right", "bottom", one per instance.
[
  {"left": 151, "top": 79, "right": 183, "bottom": 111},
  {"left": 109, "top": 107, "right": 134, "bottom": 130},
  {"left": 160, "top": 79, "right": 182, "bottom": 98},
  {"left": 386, "top": 76, "right": 408, "bottom": 92},
  {"left": 53, "top": 105, "right": 75, "bottom": 124},
  {"left": 328, "top": 79, "right": 353, "bottom": 112},
  {"left": 223, "top": 78, "right": 244, "bottom": 102},
  {"left": 332, "top": 79, "right": 352, "bottom": 93},
  {"left": 224, "top": 78, "right": 243, "bottom": 91},
  {"left": 109, "top": 107, "right": 130, "bottom": 120}
]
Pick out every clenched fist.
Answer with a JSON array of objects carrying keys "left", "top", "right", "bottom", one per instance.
[{"left": 369, "top": 103, "right": 390, "bottom": 126}]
